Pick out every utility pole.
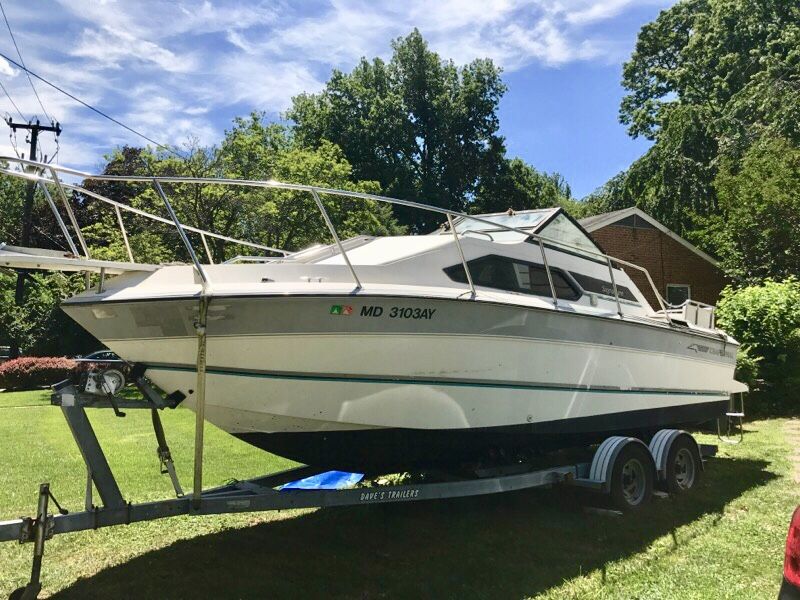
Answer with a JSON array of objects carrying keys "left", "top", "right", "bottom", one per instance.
[{"left": 5, "top": 117, "right": 61, "bottom": 358}]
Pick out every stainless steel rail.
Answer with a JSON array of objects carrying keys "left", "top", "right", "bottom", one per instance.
[
  {"left": 0, "top": 155, "right": 677, "bottom": 322},
  {"left": 0, "top": 165, "right": 289, "bottom": 259}
]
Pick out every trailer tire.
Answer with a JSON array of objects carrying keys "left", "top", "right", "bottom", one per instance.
[
  {"left": 609, "top": 442, "right": 654, "bottom": 512},
  {"left": 9, "top": 586, "right": 27, "bottom": 600},
  {"left": 663, "top": 435, "right": 701, "bottom": 494}
]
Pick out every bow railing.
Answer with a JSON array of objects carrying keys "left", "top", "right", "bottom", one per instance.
[{"left": 0, "top": 155, "right": 676, "bottom": 322}]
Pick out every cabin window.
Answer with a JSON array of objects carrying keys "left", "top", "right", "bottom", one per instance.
[
  {"left": 666, "top": 284, "right": 690, "bottom": 306},
  {"left": 445, "top": 255, "right": 580, "bottom": 301}
]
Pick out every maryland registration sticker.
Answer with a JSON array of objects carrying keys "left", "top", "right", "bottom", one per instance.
[{"left": 330, "top": 305, "right": 353, "bottom": 316}]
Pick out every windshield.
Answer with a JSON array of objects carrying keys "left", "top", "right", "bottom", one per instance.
[
  {"left": 453, "top": 211, "right": 550, "bottom": 234},
  {"left": 537, "top": 213, "right": 600, "bottom": 253}
]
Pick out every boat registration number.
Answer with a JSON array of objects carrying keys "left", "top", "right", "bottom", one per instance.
[
  {"left": 360, "top": 305, "right": 436, "bottom": 319},
  {"left": 331, "top": 304, "right": 437, "bottom": 319}
]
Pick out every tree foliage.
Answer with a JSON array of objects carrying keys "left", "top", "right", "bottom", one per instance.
[
  {"left": 716, "top": 278, "right": 800, "bottom": 413},
  {"left": 0, "top": 270, "right": 94, "bottom": 355},
  {"left": 472, "top": 158, "right": 573, "bottom": 215},
  {"left": 592, "top": 0, "right": 800, "bottom": 242},
  {"left": 288, "top": 29, "right": 507, "bottom": 230},
  {"left": 82, "top": 116, "right": 402, "bottom": 265},
  {"left": 711, "top": 136, "right": 800, "bottom": 284}
]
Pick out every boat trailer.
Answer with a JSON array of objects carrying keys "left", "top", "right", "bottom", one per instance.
[{"left": 0, "top": 366, "right": 720, "bottom": 599}]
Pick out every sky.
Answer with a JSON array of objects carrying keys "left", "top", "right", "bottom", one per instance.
[{"left": 0, "top": 0, "right": 672, "bottom": 198}]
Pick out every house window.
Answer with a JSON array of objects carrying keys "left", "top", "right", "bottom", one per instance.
[
  {"left": 666, "top": 284, "right": 691, "bottom": 306},
  {"left": 444, "top": 255, "right": 581, "bottom": 301}
]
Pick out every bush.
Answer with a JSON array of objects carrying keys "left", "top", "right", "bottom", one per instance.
[
  {"left": 716, "top": 278, "right": 800, "bottom": 414},
  {"left": 0, "top": 356, "right": 77, "bottom": 391}
]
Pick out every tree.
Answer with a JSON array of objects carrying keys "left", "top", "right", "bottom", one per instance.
[
  {"left": 0, "top": 270, "right": 96, "bottom": 356},
  {"left": 0, "top": 169, "right": 98, "bottom": 355},
  {"left": 711, "top": 136, "right": 800, "bottom": 284},
  {"left": 620, "top": 0, "right": 800, "bottom": 146},
  {"left": 472, "top": 158, "right": 572, "bottom": 214},
  {"left": 288, "top": 29, "right": 507, "bottom": 231},
  {"left": 611, "top": 0, "right": 800, "bottom": 235},
  {"left": 83, "top": 114, "right": 403, "bottom": 264}
]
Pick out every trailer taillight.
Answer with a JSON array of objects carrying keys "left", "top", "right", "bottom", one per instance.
[{"left": 785, "top": 506, "right": 800, "bottom": 587}]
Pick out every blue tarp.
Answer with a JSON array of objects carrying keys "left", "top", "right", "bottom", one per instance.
[{"left": 280, "top": 470, "right": 364, "bottom": 490}]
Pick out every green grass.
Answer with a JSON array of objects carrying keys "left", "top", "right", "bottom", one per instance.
[{"left": 0, "top": 390, "right": 798, "bottom": 599}]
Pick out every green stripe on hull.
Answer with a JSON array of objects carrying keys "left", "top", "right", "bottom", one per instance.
[{"left": 146, "top": 364, "right": 729, "bottom": 397}]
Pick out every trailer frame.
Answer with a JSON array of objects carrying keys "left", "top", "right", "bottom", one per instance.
[{"left": 0, "top": 373, "right": 718, "bottom": 599}]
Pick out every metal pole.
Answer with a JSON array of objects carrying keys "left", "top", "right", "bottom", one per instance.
[
  {"left": 25, "top": 482, "right": 50, "bottom": 598},
  {"left": 310, "top": 189, "right": 361, "bottom": 289},
  {"left": 151, "top": 180, "right": 209, "bottom": 286},
  {"left": 200, "top": 233, "right": 214, "bottom": 264},
  {"left": 606, "top": 257, "right": 623, "bottom": 317},
  {"left": 447, "top": 215, "right": 475, "bottom": 297},
  {"left": 114, "top": 205, "right": 134, "bottom": 262},
  {"left": 49, "top": 168, "right": 91, "bottom": 259},
  {"left": 538, "top": 239, "right": 558, "bottom": 307},
  {"left": 640, "top": 267, "right": 672, "bottom": 325},
  {"left": 37, "top": 182, "right": 80, "bottom": 256},
  {"left": 191, "top": 295, "right": 209, "bottom": 509}
]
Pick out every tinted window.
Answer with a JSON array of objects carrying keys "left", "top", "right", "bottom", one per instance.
[
  {"left": 569, "top": 271, "right": 639, "bottom": 303},
  {"left": 445, "top": 255, "right": 580, "bottom": 301}
]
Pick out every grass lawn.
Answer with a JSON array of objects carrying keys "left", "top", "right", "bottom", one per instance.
[{"left": 0, "top": 390, "right": 798, "bottom": 599}]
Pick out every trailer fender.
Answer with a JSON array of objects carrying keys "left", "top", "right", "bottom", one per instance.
[
  {"left": 589, "top": 436, "right": 653, "bottom": 493},
  {"left": 648, "top": 429, "right": 703, "bottom": 481}
]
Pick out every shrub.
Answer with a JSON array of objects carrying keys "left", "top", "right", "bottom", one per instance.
[
  {"left": 716, "top": 278, "right": 800, "bottom": 414},
  {"left": 0, "top": 356, "right": 77, "bottom": 391}
]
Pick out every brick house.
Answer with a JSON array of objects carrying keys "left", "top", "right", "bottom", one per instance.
[{"left": 578, "top": 207, "right": 727, "bottom": 308}]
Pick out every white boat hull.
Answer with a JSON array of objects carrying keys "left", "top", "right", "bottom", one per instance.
[{"left": 64, "top": 294, "right": 737, "bottom": 470}]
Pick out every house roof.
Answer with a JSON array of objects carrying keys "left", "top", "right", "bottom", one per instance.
[{"left": 578, "top": 206, "right": 719, "bottom": 267}]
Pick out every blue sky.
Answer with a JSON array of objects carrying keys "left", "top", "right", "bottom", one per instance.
[{"left": 0, "top": 0, "right": 672, "bottom": 198}]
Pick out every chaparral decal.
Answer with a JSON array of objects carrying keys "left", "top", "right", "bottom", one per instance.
[{"left": 687, "top": 343, "right": 734, "bottom": 359}]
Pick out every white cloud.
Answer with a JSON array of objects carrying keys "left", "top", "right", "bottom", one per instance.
[
  {"left": 71, "top": 26, "right": 196, "bottom": 73},
  {"left": 0, "top": 58, "right": 15, "bottom": 77},
  {"left": 564, "top": 0, "right": 666, "bottom": 25},
  {"left": 0, "top": 0, "right": 670, "bottom": 173},
  {"left": 209, "top": 56, "right": 324, "bottom": 110}
]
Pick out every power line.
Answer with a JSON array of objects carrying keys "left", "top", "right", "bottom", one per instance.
[
  {"left": 0, "top": 49, "right": 184, "bottom": 159},
  {"left": 0, "top": 76, "right": 24, "bottom": 120},
  {"left": 0, "top": 1, "right": 51, "bottom": 123}
]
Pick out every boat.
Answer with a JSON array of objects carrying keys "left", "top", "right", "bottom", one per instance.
[{"left": 0, "top": 157, "right": 741, "bottom": 472}]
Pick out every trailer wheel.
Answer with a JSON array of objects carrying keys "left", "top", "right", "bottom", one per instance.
[
  {"left": 664, "top": 435, "right": 701, "bottom": 494},
  {"left": 609, "top": 443, "right": 654, "bottom": 512}
]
